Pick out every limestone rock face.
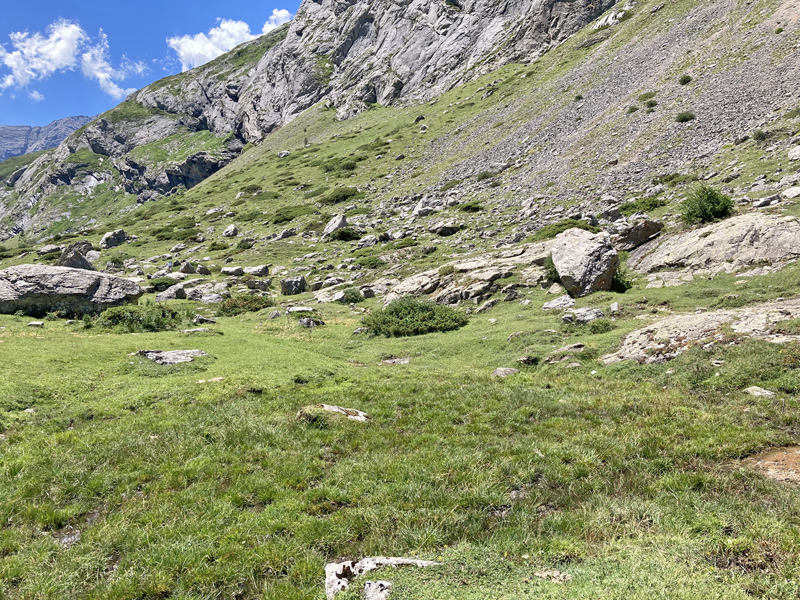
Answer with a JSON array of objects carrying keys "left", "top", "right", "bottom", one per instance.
[
  {"left": 99, "top": 229, "right": 127, "bottom": 250},
  {"left": 629, "top": 213, "right": 800, "bottom": 274},
  {"left": 281, "top": 275, "right": 307, "bottom": 295},
  {"left": 612, "top": 219, "right": 663, "bottom": 251},
  {"left": 0, "top": 264, "right": 142, "bottom": 316},
  {"left": 322, "top": 214, "right": 348, "bottom": 238},
  {"left": 551, "top": 229, "right": 618, "bottom": 297}
]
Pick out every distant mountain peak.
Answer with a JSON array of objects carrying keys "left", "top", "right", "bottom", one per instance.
[{"left": 0, "top": 116, "right": 94, "bottom": 162}]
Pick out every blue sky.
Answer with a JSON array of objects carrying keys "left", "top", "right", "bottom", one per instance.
[{"left": 0, "top": 0, "right": 300, "bottom": 127}]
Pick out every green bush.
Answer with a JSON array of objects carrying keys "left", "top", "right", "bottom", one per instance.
[
  {"left": 618, "top": 196, "right": 667, "bottom": 216},
  {"left": 362, "top": 297, "right": 468, "bottom": 337},
  {"left": 589, "top": 318, "right": 616, "bottom": 334},
  {"left": 96, "top": 305, "right": 184, "bottom": 332},
  {"left": 319, "top": 187, "right": 363, "bottom": 205},
  {"left": 679, "top": 74, "right": 693, "bottom": 85},
  {"left": 216, "top": 295, "right": 275, "bottom": 317},
  {"left": 456, "top": 200, "right": 483, "bottom": 213},
  {"left": 208, "top": 241, "right": 229, "bottom": 252},
  {"left": 476, "top": 171, "right": 496, "bottom": 182},
  {"left": 612, "top": 263, "right": 634, "bottom": 293},
  {"left": 544, "top": 254, "right": 560, "bottom": 284},
  {"left": 438, "top": 265, "right": 455, "bottom": 277},
  {"left": 392, "top": 237, "right": 418, "bottom": 249},
  {"left": 573, "top": 94, "right": 583, "bottom": 102},
  {"left": 148, "top": 277, "right": 180, "bottom": 292},
  {"left": 676, "top": 111, "right": 696, "bottom": 123},
  {"left": 752, "top": 129, "right": 768, "bottom": 142},
  {"left": 356, "top": 255, "right": 384, "bottom": 269},
  {"left": 328, "top": 228, "right": 361, "bottom": 242},
  {"left": 440, "top": 179, "right": 462, "bottom": 192},
  {"left": 528, "top": 218, "right": 600, "bottom": 242},
  {"left": 272, "top": 205, "right": 316, "bottom": 224},
  {"left": 338, "top": 288, "right": 364, "bottom": 304},
  {"left": 627, "top": 105, "right": 639, "bottom": 114},
  {"left": 637, "top": 92, "right": 656, "bottom": 102},
  {"left": 681, "top": 185, "right": 733, "bottom": 225}
]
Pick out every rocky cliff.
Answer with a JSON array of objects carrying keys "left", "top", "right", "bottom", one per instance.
[
  {"left": 0, "top": 116, "right": 92, "bottom": 162},
  {"left": 1, "top": 0, "right": 615, "bottom": 239}
]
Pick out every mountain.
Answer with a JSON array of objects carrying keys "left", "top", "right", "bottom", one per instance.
[{"left": 0, "top": 116, "right": 93, "bottom": 162}]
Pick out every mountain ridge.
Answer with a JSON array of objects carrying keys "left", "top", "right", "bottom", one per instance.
[{"left": 0, "top": 116, "right": 93, "bottom": 162}]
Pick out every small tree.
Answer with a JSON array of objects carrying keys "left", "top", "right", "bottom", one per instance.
[{"left": 681, "top": 185, "right": 733, "bottom": 225}]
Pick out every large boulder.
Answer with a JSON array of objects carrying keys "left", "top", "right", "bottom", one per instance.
[
  {"left": 551, "top": 229, "right": 619, "bottom": 297},
  {"left": 612, "top": 218, "right": 663, "bottom": 251},
  {"left": 280, "top": 275, "right": 306, "bottom": 295},
  {"left": 99, "top": 229, "right": 127, "bottom": 250},
  {"left": 629, "top": 213, "right": 800, "bottom": 274},
  {"left": 57, "top": 242, "right": 96, "bottom": 271},
  {"left": 0, "top": 265, "right": 143, "bottom": 316},
  {"left": 322, "top": 214, "right": 348, "bottom": 238}
]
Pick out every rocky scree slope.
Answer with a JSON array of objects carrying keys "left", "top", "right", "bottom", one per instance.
[
  {"left": 0, "top": 116, "right": 92, "bottom": 162},
  {"left": 0, "top": 0, "right": 615, "bottom": 239}
]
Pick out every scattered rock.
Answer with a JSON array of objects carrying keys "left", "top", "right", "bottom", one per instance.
[
  {"left": 57, "top": 242, "right": 96, "bottom": 271},
  {"left": 612, "top": 218, "right": 663, "bottom": 251},
  {"left": 281, "top": 276, "right": 307, "bottom": 295},
  {"left": 99, "top": 229, "right": 127, "bottom": 250},
  {"left": 223, "top": 224, "right": 238, "bottom": 238},
  {"left": 781, "top": 187, "right": 800, "bottom": 200},
  {"left": 297, "top": 404, "right": 370, "bottom": 423},
  {"left": 789, "top": 146, "right": 800, "bottom": 161},
  {"left": 428, "top": 220, "right": 462, "bottom": 236},
  {"left": 492, "top": 367, "right": 520, "bottom": 377},
  {"left": 193, "top": 315, "right": 216, "bottom": 324},
  {"left": 37, "top": 244, "right": 62, "bottom": 256},
  {"left": 382, "top": 357, "right": 410, "bottom": 365},
  {"left": 299, "top": 317, "right": 324, "bottom": 328},
  {"left": 551, "top": 228, "right": 618, "bottom": 297},
  {"left": 325, "top": 557, "right": 440, "bottom": 599},
  {"left": 534, "top": 570, "right": 572, "bottom": 584},
  {"left": 542, "top": 295, "right": 575, "bottom": 310},
  {"left": 221, "top": 266, "right": 244, "bottom": 276},
  {"left": 322, "top": 214, "right": 348, "bottom": 238},
  {"left": 744, "top": 386, "right": 776, "bottom": 398},
  {"left": 0, "top": 265, "right": 143, "bottom": 317},
  {"left": 28, "top": 321, "right": 44, "bottom": 328},
  {"left": 133, "top": 350, "right": 208, "bottom": 365},
  {"left": 244, "top": 265, "right": 270, "bottom": 276},
  {"left": 287, "top": 306, "right": 316, "bottom": 314},
  {"left": 562, "top": 307, "right": 605, "bottom": 325}
]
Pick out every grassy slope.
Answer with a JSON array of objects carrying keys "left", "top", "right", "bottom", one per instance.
[
  {"left": 2, "top": 1, "right": 800, "bottom": 598},
  {"left": 2, "top": 263, "right": 800, "bottom": 598}
]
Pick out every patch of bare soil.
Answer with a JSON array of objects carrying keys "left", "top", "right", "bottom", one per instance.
[{"left": 746, "top": 447, "right": 800, "bottom": 483}]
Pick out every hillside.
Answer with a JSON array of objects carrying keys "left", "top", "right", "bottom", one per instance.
[
  {"left": 0, "top": 116, "right": 93, "bottom": 162},
  {"left": 1, "top": 0, "right": 800, "bottom": 598}
]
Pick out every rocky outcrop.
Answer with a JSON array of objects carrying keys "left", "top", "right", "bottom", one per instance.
[
  {"left": 0, "top": 264, "right": 142, "bottom": 316},
  {"left": 281, "top": 276, "right": 307, "bottom": 295},
  {"left": 629, "top": 213, "right": 800, "bottom": 274},
  {"left": 0, "top": 116, "right": 92, "bottom": 162},
  {"left": 325, "top": 557, "right": 440, "bottom": 599},
  {"left": 551, "top": 229, "right": 618, "bottom": 297},
  {"left": 603, "top": 298, "right": 800, "bottom": 364}
]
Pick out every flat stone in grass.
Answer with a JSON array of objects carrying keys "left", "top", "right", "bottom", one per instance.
[
  {"left": 744, "top": 386, "right": 776, "bottom": 398},
  {"left": 298, "top": 404, "right": 370, "bottom": 423},
  {"left": 492, "top": 367, "right": 520, "bottom": 377},
  {"left": 134, "top": 350, "right": 208, "bottom": 365},
  {"left": 325, "top": 557, "right": 440, "bottom": 599},
  {"left": 543, "top": 295, "right": 575, "bottom": 310}
]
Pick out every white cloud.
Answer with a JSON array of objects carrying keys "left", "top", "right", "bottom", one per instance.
[
  {"left": 263, "top": 9, "right": 293, "bottom": 34},
  {"left": 81, "top": 33, "right": 139, "bottom": 100},
  {"left": 167, "top": 10, "right": 294, "bottom": 72},
  {"left": 167, "top": 19, "right": 256, "bottom": 72},
  {"left": 0, "top": 20, "right": 144, "bottom": 99},
  {"left": 0, "top": 20, "right": 86, "bottom": 89}
]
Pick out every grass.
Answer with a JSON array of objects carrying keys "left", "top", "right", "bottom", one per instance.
[
  {"left": 528, "top": 219, "right": 600, "bottom": 242},
  {"left": 676, "top": 111, "right": 696, "bottom": 123}
]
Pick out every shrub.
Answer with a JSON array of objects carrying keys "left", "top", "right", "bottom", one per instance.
[
  {"left": 237, "top": 239, "right": 255, "bottom": 250},
  {"left": 787, "top": 107, "right": 800, "bottom": 119},
  {"left": 216, "top": 295, "right": 275, "bottom": 317},
  {"left": 148, "top": 277, "right": 180, "bottom": 292},
  {"left": 676, "top": 111, "right": 696, "bottom": 123},
  {"left": 362, "top": 297, "right": 468, "bottom": 337},
  {"left": 618, "top": 196, "right": 666, "bottom": 216},
  {"left": 240, "top": 184, "right": 261, "bottom": 195},
  {"left": 612, "top": 263, "right": 634, "bottom": 293},
  {"left": 328, "top": 228, "right": 360, "bottom": 242},
  {"left": 681, "top": 185, "right": 733, "bottom": 225},
  {"left": 573, "top": 94, "right": 583, "bottom": 102},
  {"left": 637, "top": 92, "right": 656, "bottom": 102},
  {"left": 752, "top": 129, "right": 768, "bottom": 142},
  {"left": 438, "top": 264, "right": 456, "bottom": 277},
  {"left": 528, "top": 218, "right": 600, "bottom": 242},
  {"left": 589, "top": 318, "right": 616, "bottom": 334},
  {"left": 456, "top": 200, "right": 483, "bottom": 213},
  {"left": 208, "top": 241, "right": 229, "bottom": 252},
  {"left": 627, "top": 105, "right": 639, "bottom": 114},
  {"left": 238, "top": 210, "right": 263, "bottom": 222},
  {"left": 338, "top": 288, "right": 364, "bottom": 304},
  {"left": 476, "top": 171, "right": 496, "bottom": 182},
  {"left": 96, "top": 305, "right": 184, "bottom": 332},
  {"left": 272, "top": 205, "right": 316, "bottom": 224},
  {"left": 644, "top": 99, "right": 658, "bottom": 108},
  {"left": 392, "top": 237, "right": 418, "bottom": 249},
  {"left": 544, "top": 254, "right": 560, "bottom": 283},
  {"left": 171, "top": 216, "right": 197, "bottom": 229},
  {"left": 440, "top": 179, "right": 462, "bottom": 192},
  {"left": 319, "top": 187, "right": 363, "bottom": 205},
  {"left": 652, "top": 172, "right": 699, "bottom": 187},
  {"left": 356, "top": 255, "right": 384, "bottom": 269},
  {"left": 679, "top": 74, "right": 693, "bottom": 85}
]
